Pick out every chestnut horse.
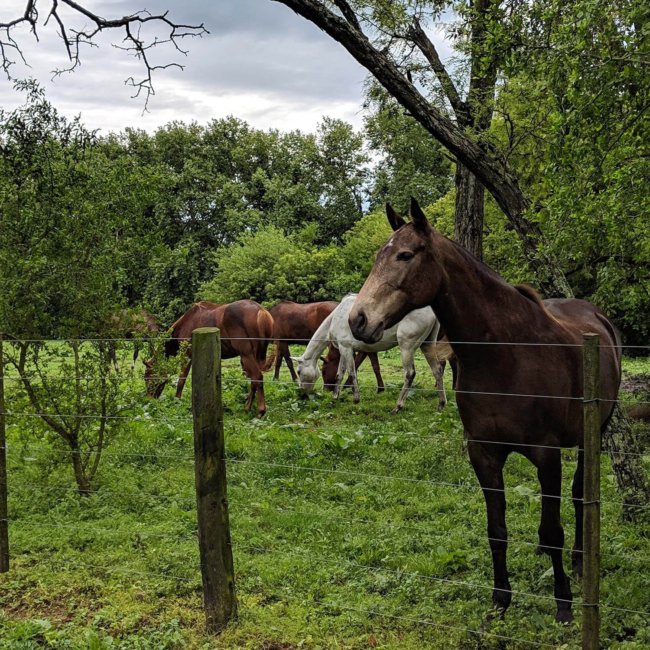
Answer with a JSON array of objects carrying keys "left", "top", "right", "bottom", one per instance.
[
  {"left": 349, "top": 200, "right": 621, "bottom": 622},
  {"left": 145, "top": 300, "right": 275, "bottom": 417},
  {"left": 268, "top": 300, "right": 384, "bottom": 392}
]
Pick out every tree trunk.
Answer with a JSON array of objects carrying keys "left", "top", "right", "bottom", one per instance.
[
  {"left": 454, "top": 164, "right": 485, "bottom": 260},
  {"left": 603, "top": 404, "right": 650, "bottom": 521},
  {"left": 70, "top": 437, "right": 91, "bottom": 495}
]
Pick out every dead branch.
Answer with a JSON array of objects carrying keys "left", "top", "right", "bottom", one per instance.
[{"left": 0, "top": 0, "right": 208, "bottom": 106}]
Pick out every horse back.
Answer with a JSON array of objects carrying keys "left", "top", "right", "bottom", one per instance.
[
  {"left": 220, "top": 300, "right": 273, "bottom": 362},
  {"left": 269, "top": 300, "right": 338, "bottom": 342}
]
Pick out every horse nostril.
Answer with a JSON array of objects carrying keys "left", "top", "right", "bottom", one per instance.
[{"left": 357, "top": 311, "right": 367, "bottom": 331}]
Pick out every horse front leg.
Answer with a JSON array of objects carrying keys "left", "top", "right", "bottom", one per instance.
[
  {"left": 533, "top": 448, "right": 573, "bottom": 622},
  {"left": 333, "top": 349, "right": 353, "bottom": 401},
  {"left": 176, "top": 359, "right": 192, "bottom": 398},
  {"left": 393, "top": 346, "right": 416, "bottom": 414},
  {"left": 468, "top": 443, "right": 512, "bottom": 616}
]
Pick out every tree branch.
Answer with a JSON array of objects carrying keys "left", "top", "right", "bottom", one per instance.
[
  {"left": 331, "top": 0, "right": 362, "bottom": 32},
  {"left": 408, "top": 17, "right": 469, "bottom": 124}
]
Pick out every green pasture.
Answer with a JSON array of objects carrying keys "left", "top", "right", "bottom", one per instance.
[{"left": 0, "top": 347, "right": 649, "bottom": 649}]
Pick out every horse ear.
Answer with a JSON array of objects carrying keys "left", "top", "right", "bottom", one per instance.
[
  {"left": 409, "top": 197, "right": 430, "bottom": 232},
  {"left": 143, "top": 358, "right": 153, "bottom": 368},
  {"left": 386, "top": 203, "right": 406, "bottom": 232}
]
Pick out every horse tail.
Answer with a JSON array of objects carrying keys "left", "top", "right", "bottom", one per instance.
[{"left": 256, "top": 309, "right": 277, "bottom": 373}]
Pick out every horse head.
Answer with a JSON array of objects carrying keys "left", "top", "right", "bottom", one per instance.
[
  {"left": 349, "top": 199, "right": 443, "bottom": 343},
  {"left": 292, "top": 355, "right": 321, "bottom": 394}
]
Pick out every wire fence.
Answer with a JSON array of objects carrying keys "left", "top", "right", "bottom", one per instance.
[{"left": 0, "top": 334, "right": 649, "bottom": 647}]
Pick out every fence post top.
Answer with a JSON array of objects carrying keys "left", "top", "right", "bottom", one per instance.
[{"left": 192, "top": 327, "right": 221, "bottom": 336}]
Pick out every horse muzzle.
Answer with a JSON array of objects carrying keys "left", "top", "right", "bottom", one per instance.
[{"left": 349, "top": 309, "right": 385, "bottom": 344}]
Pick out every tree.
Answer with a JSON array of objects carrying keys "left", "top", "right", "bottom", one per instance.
[
  {"left": 0, "top": 82, "right": 129, "bottom": 492},
  {"left": 270, "top": 0, "right": 573, "bottom": 297}
]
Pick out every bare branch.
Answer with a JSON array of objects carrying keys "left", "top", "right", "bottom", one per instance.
[{"left": 0, "top": 1, "right": 208, "bottom": 107}]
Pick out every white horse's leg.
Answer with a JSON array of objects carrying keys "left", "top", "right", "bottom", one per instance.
[
  {"left": 333, "top": 348, "right": 354, "bottom": 401},
  {"left": 421, "top": 341, "right": 447, "bottom": 410},
  {"left": 393, "top": 344, "right": 416, "bottom": 414}
]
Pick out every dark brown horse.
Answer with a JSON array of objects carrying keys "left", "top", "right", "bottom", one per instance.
[
  {"left": 268, "top": 300, "right": 384, "bottom": 392},
  {"left": 349, "top": 200, "right": 621, "bottom": 623},
  {"left": 145, "top": 300, "right": 275, "bottom": 417},
  {"left": 108, "top": 309, "right": 160, "bottom": 369}
]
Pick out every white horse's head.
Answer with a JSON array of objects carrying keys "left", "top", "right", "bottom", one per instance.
[{"left": 293, "top": 355, "right": 320, "bottom": 393}]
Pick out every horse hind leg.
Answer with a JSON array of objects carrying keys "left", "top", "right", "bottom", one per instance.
[
  {"left": 241, "top": 356, "right": 265, "bottom": 417},
  {"left": 367, "top": 352, "right": 384, "bottom": 393},
  {"left": 273, "top": 342, "right": 284, "bottom": 381},
  {"left": 534, "top": 448, "right": 573, "bottom": 623}
]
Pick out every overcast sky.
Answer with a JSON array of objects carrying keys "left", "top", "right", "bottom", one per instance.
[{"left": 0, "top": 0, "right": 453, "bottom": 135}]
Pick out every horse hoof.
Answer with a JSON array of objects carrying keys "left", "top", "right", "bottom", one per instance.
[
  {"left": 391, "top": 406, "right": 402, "bottom": 415},
  {"left": 483, "top": 605, "right": 506, "bottom": 624},
  {"left": 353, "top": 396, "right": 360, "bottom": 404},
  {"left": 437, "top": 402, "right": 446, "bottom": 412},
  {"left": 377, "top": 387, "right": 385, "bottom": 393},
  {"left": 555, "top": 608, "right": 573, "bottom": 624}
]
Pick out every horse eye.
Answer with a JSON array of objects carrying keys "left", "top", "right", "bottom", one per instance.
[{"left": 396, "top": 251, "right": 414, "bottom": 261}]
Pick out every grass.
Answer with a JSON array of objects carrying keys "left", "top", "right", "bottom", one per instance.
[{"left": 0, "top": 346, "right": 649, "bottom": 649}]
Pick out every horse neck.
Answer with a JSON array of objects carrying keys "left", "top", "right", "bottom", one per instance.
[
  {"left": 302, "top": 311, "right": 333, "bottom": 363},
  {"left": 431, "top": 235, "right": 542, "bottom": 349}
]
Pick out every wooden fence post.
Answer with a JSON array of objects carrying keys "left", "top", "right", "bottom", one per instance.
[
  {"left": 0, "top": 334, "right": 9, "bottom": 573},
  {"left": 582, "top": 333, "right": 600, "bottom": 650},
  {"left": 191, "top": 327, "right": 237, "bottom": 632}
]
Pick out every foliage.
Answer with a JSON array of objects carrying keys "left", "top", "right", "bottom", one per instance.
[
  {"left": 491, "top": 0, "right": 650, "bottom": 340},
  {"left": 364, "top": 89, "right": 453, "bottom": 212},
  {"left": 3, "top": 339, "right": 125, "bottom": 492}
]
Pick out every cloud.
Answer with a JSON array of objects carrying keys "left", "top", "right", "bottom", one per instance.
[{"left": 0, "top": 0, "right": 452, "bottom": 135}]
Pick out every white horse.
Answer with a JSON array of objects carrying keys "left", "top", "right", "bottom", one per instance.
[{"left": 295, "top": 294, "right": 449, "bottom": 413}]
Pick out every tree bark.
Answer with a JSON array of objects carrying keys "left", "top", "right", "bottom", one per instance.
[
  {"left": 603, "top": 404, "right": 650, "bottom": 521},
  {"left": 454, "top": 164, "right": 485, "bottom": 260}
]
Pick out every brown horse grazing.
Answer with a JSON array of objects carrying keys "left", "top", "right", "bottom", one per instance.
[
  {"left": 321, "top": 348, "right": 385, "bottom": 394},
  {"left": 349, "top": 200, "right": 621, "bottom": 623},
  {"left": 145, "top": 300, "right": 275, "bottom": 417},
  {"left": 268, "top": 300, "right": 384, "bottom": 392},
  {"left": 108, "top": 309, "right": 160, "bottom": 369},
  {"left": 269, "top": 300, "right": 339, "bottom": 381}
]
